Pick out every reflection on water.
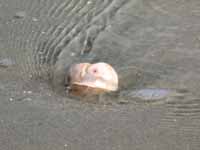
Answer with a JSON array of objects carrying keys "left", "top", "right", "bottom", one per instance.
[{"left": 120, "top": 88, "right": 172, "bottom": 102}]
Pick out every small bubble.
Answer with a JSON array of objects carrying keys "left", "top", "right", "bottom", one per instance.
[
  {"left": 64, "top": 144, "right": 68, "bottom": 150},
  {"left": 9, "top": 98, "right": 14, "bottom": 101},
  {"left": 87, "top": 1, "right": 92, "bottom": 4},
  {"left": 70, "top": 52, "right": 76, "bottom": 56},
  {"left": 27, "top": 91, "right": 32, "bottom": 94},
  {"left": 32, "top": 17, "right": 38, "bottom": 22},
  {"left": 23, "top": 90, "right": 32, "bottom": 94}
]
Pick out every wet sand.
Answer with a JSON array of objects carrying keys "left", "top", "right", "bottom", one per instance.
[{"left": 0, "top": 0, "right": 200, "bottom": 149}]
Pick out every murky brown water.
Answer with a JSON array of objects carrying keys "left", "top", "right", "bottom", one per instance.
[{"left": 0, "top": 0, "right": 200, "bottom": 149}]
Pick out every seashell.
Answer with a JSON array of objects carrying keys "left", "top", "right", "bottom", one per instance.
[{"left": 67, "top": 62, "right": 118, "bottom": 96}]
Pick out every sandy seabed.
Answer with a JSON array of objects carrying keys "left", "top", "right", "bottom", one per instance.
[{"left": 0, "top": 0, "right": 200, "bottom": 149}]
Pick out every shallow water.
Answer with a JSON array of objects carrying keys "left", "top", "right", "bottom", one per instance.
[{"left": 0, "top": 0, "right": 200, "bottom": 149}]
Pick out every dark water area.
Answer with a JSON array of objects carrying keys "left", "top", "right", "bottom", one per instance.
[{"left": 0, "top": 0, "right": 200, "bottom": 149}]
